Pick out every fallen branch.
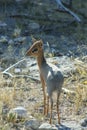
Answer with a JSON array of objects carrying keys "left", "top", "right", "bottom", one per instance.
[
  {"left": 2, "top": 57, "right": 40, "bottom": 82},
  {"left": 3, "top": 71, "right": 14, "bottom": 77},
  {"left": 62, "top": 88, "right": 75, "bottom": 94},
  {"left": 55, "top": 0, "right": 81, "bottom": 22},
  {"left": 2, "top": 58, "right": 26, "bottom": 76}
]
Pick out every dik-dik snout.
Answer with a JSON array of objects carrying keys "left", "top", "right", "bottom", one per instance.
[{"left": 26, "top": 40, "right": 43, "bottom": 57}]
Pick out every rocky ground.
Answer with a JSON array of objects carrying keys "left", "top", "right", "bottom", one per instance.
[{"left": 0, "top": 0, "right": 87, "bottom": 130}]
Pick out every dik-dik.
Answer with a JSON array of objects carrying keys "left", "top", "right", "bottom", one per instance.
[{"left": 26, "top": 40, "right": 64, "bottom": 124}]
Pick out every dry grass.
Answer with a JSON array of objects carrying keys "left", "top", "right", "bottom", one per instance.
[
  {"left": 0, "top": 59, "right": 87, "bottom": 128},
  {"left": 64, "top": 60, "right": 87, "bottom": 114},
  {"left": 75, "top": 84, "right": 87, "bottom": 112},
  {"left": 74, "top": 64, "right": 87, "bottom": 112}
]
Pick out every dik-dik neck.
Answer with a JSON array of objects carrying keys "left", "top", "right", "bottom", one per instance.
[{"left": 37, "top": 49, "right": 46, "bottom": 70}]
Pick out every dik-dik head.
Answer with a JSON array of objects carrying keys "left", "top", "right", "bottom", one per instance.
[{"left": 26, "top": 40, "right": 43, "bottom": 57}]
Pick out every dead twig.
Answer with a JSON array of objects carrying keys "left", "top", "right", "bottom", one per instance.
[
  {"left": 2, "top": 58, "right": 26, "bottom": 77},
  {"left": 55, "top": 0, "right": 81, "bottom": 22},
  {"left": 2, "top": 58, "right": 40, "bottom": 82},
  {"left": 62, "top": 87, "right": 75, "bottom": 94}
]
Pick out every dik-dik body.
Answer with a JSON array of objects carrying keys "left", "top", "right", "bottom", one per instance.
[{"left": 26, "top": 40, "right": 64, "bottom": 124}]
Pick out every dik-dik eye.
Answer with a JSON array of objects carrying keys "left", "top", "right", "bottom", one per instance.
[
  {"left": 32, "top": 48, "right": 38, "bottom": 53},
  {"left": 40, "top": 44, "right": 42, "bottom": 47}
]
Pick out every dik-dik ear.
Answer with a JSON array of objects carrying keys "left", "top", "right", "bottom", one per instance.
[
  {"left": 31, "top": 36, "right": 37, "bottom": 43},
  {"left": 39, "top": 39, "right": 43, "bottom": 48},
  {"left": 40, "top": 39, "right": 43, "bottom": 44}
]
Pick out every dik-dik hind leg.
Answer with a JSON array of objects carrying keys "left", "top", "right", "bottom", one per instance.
[
  {"left": 40, "top": 74, "right": 47, "bottom": 115},
  {"left": 46, "top": 94, "right": 49, "bottom": 115},
  {"left": 49, "top": 97, "right": 53, "bottom": 124},
  {"left": 57, "top": 92, "right": 60, "bottom": 124}
]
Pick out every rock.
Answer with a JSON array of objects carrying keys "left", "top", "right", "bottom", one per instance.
[
  {"left": 24, "top": 119, "right": 40, "bottom": 130},
  {"left": 0, "top": 36, "right": 8, "bottom": 44},
  {"left": 26, "top": 56, "right": 76, "bottom": 81},
  {"left": 39, "top": 123, "right": 57, "bottom": 130},
  {"left": 28, "top": 22, "right": 40, "bottom": 30},
  {"left": 14, "top": 37, "right": 26, "bottom": 45},
  {"left": 0, "top": 21, "right": 7, "bottom": 27},
  {"left": 8, "top": 39, "right": 14, "bottom": 45},
  {"left": 7, "top": 106, "right": 27, "bottom": 123},
  {"left": 60, "top": 121, "right": 83, "bottom": 130},
  {"left": 0, "top": 66, "right": 3, "bottom": 71},
  {"left": 14, "top": 68, "right": 21, "bottom": 74},
  {"left": 80, "top": 118, "right": 87, "bottom": 127},
  {"left": 47, "top": 56, "right": 76, "bottom": 76},
  {"left": 13, "top": 28, "right": 21, "bottom": 37}
]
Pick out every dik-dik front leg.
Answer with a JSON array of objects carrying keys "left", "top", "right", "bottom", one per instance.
[
  {"left": 40, "top": 74, "right": 47, "bottom": 115},
  {"left": 57, "top": 92, "right": 61, "bottom": 124}
]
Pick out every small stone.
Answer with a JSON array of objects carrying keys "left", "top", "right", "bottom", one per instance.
[
  {"left": 29, "top": 115, "right": 34, "bottom": 119},
  {"left": 0, "top": 66, "right": 3, "bottom": 71},
  {"left": 14, "top": 37, "right": 26, "bottom": 45},
  {"left": 0, "top": 36, "right": 8, "bottom": 43},
  {"left": 80, "top": 118, "right": 87, "bottom": 127},
  {"left": 7, "top": 106, "right": 27, "bottom": 123},
  {"left": 14, "top": 68, "right": 21, "bottom": 73},
  {"left": 61, "top": 121, "right": 83, "bottom": 130},
  {"left": 39, "top": 123, "right": 51, "bottom": 130},
  {"left": 29, "top": 22, "right": 40, "bottom": 30},
  {"left": 8, "top": 39, "right": 14, "bottom": 45},
  {"left": 0, "top": 21, "right": 7, "bottom": 27},
  {"left": 25, "top": 119, "right": 40, "bottom": 130},
  {"left": 39, "top": 123, "right": 57, "bottom": 130},
  {"left": 13, "top": 28, "right": 21, "bottom": 37}
]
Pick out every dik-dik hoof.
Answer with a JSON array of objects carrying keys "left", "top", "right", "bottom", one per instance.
[
  {"left": 58, "top": 119, "right": 61, "bottom": 125},
  {"left": 49, "top": 118, "right": 52, "bottom": 124}
]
